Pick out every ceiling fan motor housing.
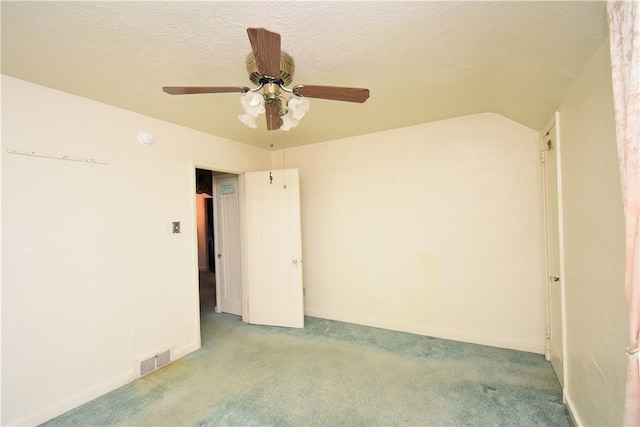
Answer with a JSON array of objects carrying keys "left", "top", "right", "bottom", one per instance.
[{"left": 246, "top": 51, "right": 295, "bottom": 86}]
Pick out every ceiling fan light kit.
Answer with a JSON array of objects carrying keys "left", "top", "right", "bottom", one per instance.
[
  {"left": 162, "top": 27, "right": 370, "bottom": 132},
  {"left": 237, "top": 78, "right": 310, "bottom": 132}
]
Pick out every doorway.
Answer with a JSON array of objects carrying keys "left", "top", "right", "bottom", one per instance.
[
  {"left": 195, "top": 168, "right": 243, "bottom": 319},
  {"left": 194, "top": 166, "right": 305, "bottom": 331},
  {"left": 195, "top": 168, "right": 216, "bottom": 315}
]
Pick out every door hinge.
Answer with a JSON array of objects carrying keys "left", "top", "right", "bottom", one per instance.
[
  {"left": 539, "top": 150, "right": 546, "bottom": 164},
  {"left": 545, "top": 325, "right": 551, "bottom": 340}
]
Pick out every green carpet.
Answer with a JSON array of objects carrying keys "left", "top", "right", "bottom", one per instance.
[{"left": 41, "top": 311, "right": 571, "bottom": 426}]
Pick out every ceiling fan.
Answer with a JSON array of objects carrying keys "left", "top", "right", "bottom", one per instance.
[{"left": 162, "top": 27, "right": 370, "bottom": 131}]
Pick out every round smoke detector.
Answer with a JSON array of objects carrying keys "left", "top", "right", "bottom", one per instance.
[{"left": 137, "top": 131, "right": 154, "bottom": 145}]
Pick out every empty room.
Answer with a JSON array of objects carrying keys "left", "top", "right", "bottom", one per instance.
[{"left": 2, "top": 1, "right": 637, "bottom": 426}]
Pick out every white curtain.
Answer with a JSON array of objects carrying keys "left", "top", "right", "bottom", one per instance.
[{"left": 607, "top": 1, "right": 640, "bottom": 425}]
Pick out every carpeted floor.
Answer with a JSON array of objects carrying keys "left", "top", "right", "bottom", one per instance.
[{"left": 42, "top": 303, "right": 571, "bottom": 426}]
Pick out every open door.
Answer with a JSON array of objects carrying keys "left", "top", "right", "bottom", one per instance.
[
  {"left": 213, "top": 175, "right": 242, "bottom": 316},
  {"left": 241, "top": 169, "right": 304, "bottom": 328},
  {"left": 542, "top": 116, "right": 565, "bottom": 388}
]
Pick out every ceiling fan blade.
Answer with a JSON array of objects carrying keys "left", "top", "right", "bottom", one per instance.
[
  {"left": 265, "top": 100, "right": 283, "bottom": 131},
  {"left": 247, "top": 28, "right": 281, "bottom": 78},
  {"left": 163, "top": 86, "right": 249, "bottom": 95},
  {"left": 294, "top": 85, "right": 370, "bottom": 103}
]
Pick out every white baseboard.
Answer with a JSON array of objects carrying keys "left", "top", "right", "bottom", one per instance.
[
  {"left": 174, "top": 341, "right": 201, "bottom": 360},
  {"left": 6, "top": 340, "right": 201, "bottom": 427},
  {"left": 565, "top": 391, "right": 584, "bottom": 426},
  {"left": 304, "top": 308, "right": 546, "bottom": 354},
  {"left": 7, "top": 369, "right": 136, "bottom": 427}
]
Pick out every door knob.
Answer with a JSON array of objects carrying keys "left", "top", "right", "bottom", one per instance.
[{"left": 217, "top": 254, "right": 222, "bottom": 259}]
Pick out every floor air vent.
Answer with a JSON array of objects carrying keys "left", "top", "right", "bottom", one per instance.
[
  {"left": 156, "top": 349, "right": 171, "bottom": 368},
  {"left": 139, "top": 349, "right": 171, "bottom": 377}
]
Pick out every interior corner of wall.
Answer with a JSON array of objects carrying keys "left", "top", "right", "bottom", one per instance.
[{"left": 564, "top": 391, "right": 585, "bottom": 427}]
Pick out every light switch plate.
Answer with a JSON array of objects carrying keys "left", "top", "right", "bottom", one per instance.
[{"left": 172, "top": 221, "right": 181, "bottom": 233}]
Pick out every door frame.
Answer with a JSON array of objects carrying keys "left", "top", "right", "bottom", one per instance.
[
  {"left": 191, "top": 164, "right": 304, "bottom": 333},
  {"left": 541, "top": 112, "right": 568, "bottom": 396},
  {"left": 191, "top": 162, "right": 246, "bottom": 332}
]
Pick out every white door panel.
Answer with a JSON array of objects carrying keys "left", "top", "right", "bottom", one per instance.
[
  {"left": 214, "top": 175, "right": 242, "bottom": 316},
  {"left": 242, "top": 169, "right": 304, "bottom": 328},
  {"left": 543, "top": 120, "right": 564, "bottom": 387}
]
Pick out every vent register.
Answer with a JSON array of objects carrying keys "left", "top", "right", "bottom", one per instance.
[{"left": 139, "top": 349, "right": 171, "bottom": 377}]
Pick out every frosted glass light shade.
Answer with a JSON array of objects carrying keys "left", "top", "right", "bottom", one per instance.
[
  {"left": 288, "top": 97, "right": 310, "bottom": 120},
  {"left": 238, "top": 113, "right": 258, "bottom": 129},
  {"left": 280, "top": 112, "right": 299, "bottom": 131},
  {"left": 240, "top": 92, "right": 265, "bottom": 117}
]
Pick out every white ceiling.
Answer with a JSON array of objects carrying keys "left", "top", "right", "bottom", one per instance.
[{"left": 1, "top": 1, "right": 608, "bottom": 149}]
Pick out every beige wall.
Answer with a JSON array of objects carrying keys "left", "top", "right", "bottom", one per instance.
[
  {"left": 1, "top": 75, "right": 270, "bottom": 426},
  {"left": 272, "top": 113, "right": 546, "bottom": 353},
  {"left": 556, "top": 41, "right": 628, "bottom": 425},
  {"left": 3, "top": 39, "right": 629, "bottom": 425}
]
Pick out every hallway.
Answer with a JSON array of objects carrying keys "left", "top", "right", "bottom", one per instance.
[{"left": 199, "top": 270, "right": 216, "bottom": 315}]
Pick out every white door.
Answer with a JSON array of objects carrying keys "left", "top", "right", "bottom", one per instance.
[
  {"left": 213, "top": 175, "right": 242, "bottom": 316},
  {"left": 241, "top": 169, "right": 304, "bottom": 328},
  {"left": 543, "top": 121, "right": 564, "bottom": 387}
]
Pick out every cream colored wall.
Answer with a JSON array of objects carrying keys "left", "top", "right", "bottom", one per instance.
[
  {"left": 1, "top": 75, "right": 270, "bottom": 426},
  {"left": 5, "top": 45, "right": 626, "bottom": 424},
  {"left": 272, "top": 113, "right": 546, "bottom": 353},
  {"left": 556, "top": 41, "right": 627, "bottom": 426}
]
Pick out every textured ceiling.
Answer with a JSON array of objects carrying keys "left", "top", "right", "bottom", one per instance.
[{"left": 1, "top": 1, "right": 607, "bottom": 149}]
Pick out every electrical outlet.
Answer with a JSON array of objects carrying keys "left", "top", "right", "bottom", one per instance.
[{"left": 370, "top": 295, "right": 376, "bottom": 305}]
